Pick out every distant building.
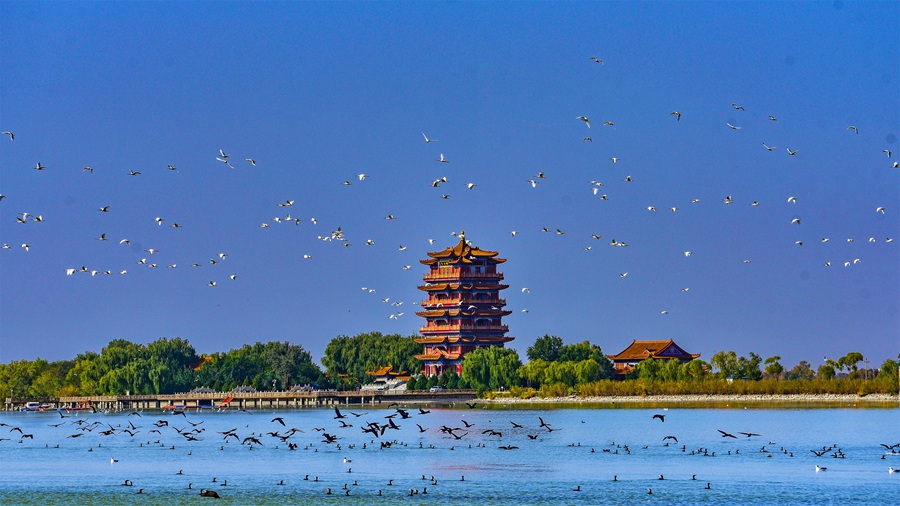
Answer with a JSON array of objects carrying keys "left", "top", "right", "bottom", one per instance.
[
  {"left": 415, "top": 232, "right": 514, "bottom": 376},
  {"left": 366, "top": 365, "right": 411, "bottom": 384},
  {"left": 607, "top": 339, "right": 701, "bottom": 378}
]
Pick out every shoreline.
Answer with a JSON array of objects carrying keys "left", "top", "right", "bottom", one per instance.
[{"left": 482, "top": 393, "right": 899, "bottom": 407}]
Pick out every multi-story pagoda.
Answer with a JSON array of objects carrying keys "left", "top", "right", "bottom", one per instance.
[{"left": 415, "top": 232, "right": 514, "bottom": 376}]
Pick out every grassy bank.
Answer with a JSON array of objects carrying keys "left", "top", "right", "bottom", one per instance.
[{"left": 490, "top": 377, "right": 898, "bottom": 400}]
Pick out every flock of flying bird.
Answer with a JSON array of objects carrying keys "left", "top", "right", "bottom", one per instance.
[
  {"left": 1, "top": 55, "right": 897, "bottom": 329},
  {"left": 2, "top": 403, "right": 898, "bottom": 499}
]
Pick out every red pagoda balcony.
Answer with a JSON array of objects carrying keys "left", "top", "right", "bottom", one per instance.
[
  {"left": 422, "top": 297, "right": 506, "bottom": 307},
  {"left": 422, "top": 267, "right": 504, "bottom": 282},
  {"left": 419, "top": 323, "right": 510, "bottom": 334}
]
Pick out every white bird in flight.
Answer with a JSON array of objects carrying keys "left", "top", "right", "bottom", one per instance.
[
  {"left": 422, "top": 132, "right": 437, "bottom": 143},
  {"left": 577, "top": 116, "right": 591, "bottom": 128}
]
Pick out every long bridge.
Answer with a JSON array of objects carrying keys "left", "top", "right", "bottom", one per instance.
[{"left": 3, "top": 389, "right": 477, "bottom": 412}]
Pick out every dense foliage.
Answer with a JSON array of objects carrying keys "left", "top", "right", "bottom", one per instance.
[
  {"left": 0, "top": 338, "right": 323, "bottom": 398},
  {"left": 2, "top": 333, "right": 896, "bottom": 401},
  {"left": 320, "top": 332, "right": 421, "bottom": 387},
  {"left": 520, "top": 336, "right": 614, "bottom": 388},
  {"left": 193, "top": 341, "right": 324, "bottom": 392},
  {"left": 460, "top": 346, "right": 522, "bottom": 394}
]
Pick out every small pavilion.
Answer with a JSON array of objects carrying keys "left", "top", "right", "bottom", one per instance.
[{"left": 607, "top": 339, "right": 701, "bottom": 378}]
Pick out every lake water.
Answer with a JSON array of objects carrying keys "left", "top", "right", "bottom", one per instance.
[{"left": 1, "top": 403, "right": 898, "bottom": 505}]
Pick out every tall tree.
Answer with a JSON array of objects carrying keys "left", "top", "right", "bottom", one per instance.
[
  {"left": 764, "top": 356, "right": 784, "bottom": 380},
  {"left": 461, "top": 346, "right": 522, "bottom": 392},
  {"left": 527, "top": 335, "right": 563, "bottom": 362}
]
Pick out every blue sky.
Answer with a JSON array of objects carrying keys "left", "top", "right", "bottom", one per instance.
[{"left": 1, "top": 1, "right": 897, "bottom": 369}]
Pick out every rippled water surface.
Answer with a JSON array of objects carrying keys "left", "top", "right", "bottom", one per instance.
[{"left": 2, "top": 404, "right": 898, "bottom": 505}]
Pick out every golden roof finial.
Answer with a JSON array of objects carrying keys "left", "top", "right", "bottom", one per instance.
[{"left": 460, "top": 229, "right": 465, "bottom": 241}]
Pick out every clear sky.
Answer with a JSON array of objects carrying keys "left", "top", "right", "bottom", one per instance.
[{"left": 1, "top": 1, "right": 897, "bottom": 369}]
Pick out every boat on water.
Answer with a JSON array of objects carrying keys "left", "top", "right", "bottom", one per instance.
[{"left": 21, "top": 401, "right": 53, "bottom": 412}]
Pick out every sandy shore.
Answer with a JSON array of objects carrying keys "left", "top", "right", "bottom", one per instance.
[{"left": 482, "top": 393, "right": 899, "bottom": 406}]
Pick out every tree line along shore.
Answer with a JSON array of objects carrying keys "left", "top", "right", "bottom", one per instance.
[{"left": 1, "top": 333, "right": 897, "bottom": 401}]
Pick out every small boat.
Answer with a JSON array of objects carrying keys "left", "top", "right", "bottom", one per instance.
[{"left": 22, "top": 401, "right": 51, "bottom": 412}]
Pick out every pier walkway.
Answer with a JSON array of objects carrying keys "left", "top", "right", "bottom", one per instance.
[{"left": 3, "top": 389, "right": 477, "bottom": 412}]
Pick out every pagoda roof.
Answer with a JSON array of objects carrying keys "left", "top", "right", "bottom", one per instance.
[
  {"left": 365, "top": 365, "right": 408, "bottom": 377},
  {"left": 607, "top": 339, "right": 701, "bottom": 361},
  {"left": 416, "top": 309, "right": 513, "bottom": 318},
  {"left": 414, "top": 351, "right": 462, "bottom": 361},
  {"left": 414, "top": 335, "right": 515, "bottom": 345},
  {"left": 420, "top": 234, "right": 506, "bottom": 265},
  {"left": 419, "top": 282, "right": 509, "bottom": 292}
]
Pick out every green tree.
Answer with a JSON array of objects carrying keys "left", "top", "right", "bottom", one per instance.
[
  {"left": 527, "top": 335, "right": 563, "bottom": 362},
  {"left": 262, "top": 341, "right": 317, "bottom": 390},
  {"left": 321, "top": 332, "right": 420, "bottom": 382},
  {"left": 558, "top": 341, "right": 593, "bottom": 362},
  {"left": 518, "top": 359, "right": 550, "bottom": 388},
  {"left": 461, "top": 347, "right": 522, "bottom": 393},
  {"left": 838, "top": 352, "right": 864, "bottom": 378},
  {"left": 635, "top": 357, "right": 661, "bottom": 380},
  {"left": 444, "top": 371, "right": 459, "bottom": 389},
  {"left": 764, "top": 356, "right": 784, "bottom": 380},
  {"left": 741, "top": 352, "right": 763, "bottom": 381},
  {"left": 680, "top": 360, "right": 709, "bottom": 381},
  {"left": 818, "top": 363, "right": 836, "bottom": 380},
  {"left": 784, "top": 360, "right": 815, "bottom": 380},
  {"left": 711, "top": 351, "right": 739, "bottom": 379},
  {"left": 876, "top": 359, "right": 898, "bottom": 390}
]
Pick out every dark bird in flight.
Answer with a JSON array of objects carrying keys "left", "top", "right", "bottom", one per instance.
[
  {"left": 652, "top": 414, "right": 665, "bottom": 422},
  {"left": 718, "top": 430, "right": 738, "bottom": 439}
]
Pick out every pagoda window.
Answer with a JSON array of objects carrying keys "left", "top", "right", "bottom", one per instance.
[{"left": 474, "top": 266, "right": 482, "bottom": 274}]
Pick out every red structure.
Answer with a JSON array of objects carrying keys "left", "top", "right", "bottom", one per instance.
[
  {"left": 415, "top": 232, "right": 514, "bottom": 376},
  {"left": 607, "top": 339, "right": 701, "bottom": 378}
]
